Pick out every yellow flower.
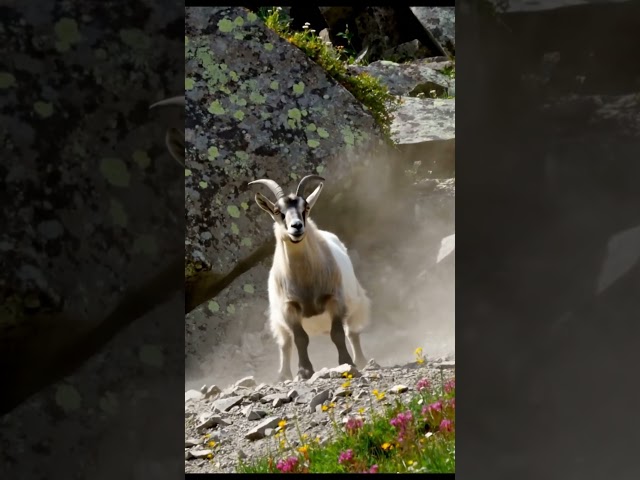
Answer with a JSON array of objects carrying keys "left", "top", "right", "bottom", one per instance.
[
  {"left": 381, "top": 442, "right": 392, "bottom": 451},
  {"left": 315, "top": 436, "right": 321, "bottom": 444},
  {"left": 203, "top": 433, "right": 210, "bottom": 439},
  {"left": 414, "top": 347, "right": 423, "bottom": 356},
  {"left": 206, "top": 453, "right": 213, "bottom": 459},
  {"left": 341, "top": 380, "right": 351, "bottom": 388},
  {"left": 278, "top": 420, "right": 287, "bottom": 429},
  {"left": 358, "top": 407, "right": 365, "bottom": 415},
  {"left": 207, "top": 440, "right": 216, "bottom": 448},
  {"left": 321, "top": 405, "right": 329, "bottom": 412},
  {"left": 329, "top": 402, "right": 336, "bottom": 409},
  {"left": 347, "top": 374, "right": 353, "bottom": 379},
  {"left": 279, "top": 439, "right": 286, "bottom": 450},
  {"left": 417, "top": 357, "right": 425, "bottom": 364},
  {"left": 301, "top": 433, "right": 309, "bottom": 440},
  {"left": 342, "top": 371, "right": 349, "bottom": 378},
  {"left": 408, "top": 460, "right": 414, "bottom": 466},
  {"left": 298, "top": 445, "right": 309, "bottom": 454}
]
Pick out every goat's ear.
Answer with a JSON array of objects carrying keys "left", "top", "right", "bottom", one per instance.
[
  {"left": 254, "top": 192, "right": 276, "bottom": 216},
  {"left": 305, "top": 182, "right": 324, "bottom": 211},
  {"left": 166, "top": 128, "right": 185, "bottom": 166}
]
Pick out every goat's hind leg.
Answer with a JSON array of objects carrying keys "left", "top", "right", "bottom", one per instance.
[
  {"left": 326, "top": 297, "right": 355, "bottom": 367},
  {"left": 346, "top": 331, "right": 367, "bottom": 369}
]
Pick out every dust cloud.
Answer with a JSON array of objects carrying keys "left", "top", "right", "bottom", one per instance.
[{"left": 185, "top": 146, "right": 455, "bottom": 391}]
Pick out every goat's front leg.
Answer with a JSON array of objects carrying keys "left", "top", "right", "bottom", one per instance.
[
  {"left": 326, "top": 296, "right": 355, "bottom": 367},
  {"left": 284, "top": 302, "right": 314, "bottom": 380}
]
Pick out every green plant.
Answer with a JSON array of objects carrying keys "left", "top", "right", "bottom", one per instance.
[
  {"left": 335, "top": 23, "right": 358, "bottom": 64},
  {"left": 258, "top": 7, "right": 399, "bottom": 143}
]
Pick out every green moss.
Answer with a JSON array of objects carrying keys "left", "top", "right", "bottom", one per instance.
[{"left": 259, "top": 7, "right": 399, "bottom": 143}]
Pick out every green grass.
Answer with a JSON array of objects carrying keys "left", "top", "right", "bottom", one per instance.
[
  {"left": 255, "top": 7, "right": 400, "bottom": 143},
  {"left": 236, "top": 370, "right": 455, "bottom": 474}
]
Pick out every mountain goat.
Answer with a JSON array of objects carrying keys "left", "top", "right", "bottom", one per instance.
[{"left": 249, "top": 175, "right": 371, "bottom": 381}]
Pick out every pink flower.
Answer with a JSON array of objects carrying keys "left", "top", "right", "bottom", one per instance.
[
  {"left": 389, "top": 410, "right": 413, "bottom": 428},
  {"left": 338, "top": 449, "right": 354, "bottom": 464},
  {"left": 345, "top": 416, "right": 364, "bottom": 433},
  {"left": 440, "top": 419, "right": 454, "bottom": 432},
  {"left": 363, "top": 464, "right": 379, "bottom": 473},
  {"left": 444, "top": 379, "right": 455, "bottom": 394},
  {"left": 449, "top": 397, "right": 455, "bottom": 410},
  {"left": 276, "top": 456, "right": 299, "bottom": 473},
  {"left": 422, "top": 400, "right": 443, "bottom": 417},
  {"left": 416, "top": 378, "right": 430, "bottom": 392}
]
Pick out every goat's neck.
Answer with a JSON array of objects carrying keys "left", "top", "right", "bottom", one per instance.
[{"left": 277, "top": 221, "right": 322, "bottom": 267}]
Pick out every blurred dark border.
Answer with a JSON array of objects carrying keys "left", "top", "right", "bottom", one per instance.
[
  {"left": 1, "top": 1, "right": 185, "bottom": 478},
  {"left": 457, "top": 0, "right": 640, "bottom": 478}
]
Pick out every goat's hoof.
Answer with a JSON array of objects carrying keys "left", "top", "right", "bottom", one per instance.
[
  {"left": 277, "top": 372, "right": 293, "bottom": 383},
  {"left": 297, "top": 367, "right": 314, "bottom": 380}
]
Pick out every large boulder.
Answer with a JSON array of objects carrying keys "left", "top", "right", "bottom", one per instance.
[
  {"left": 391, "top": 97, "right": 455, "bottom": 178},
  {"left": 410, "top": 7, "right": 455, "bottom": 58},
  {"left": 348, "top": 59, "right": 453, "bottom": 97},
  {"left": 184, "top": 7, "right": 385, "bottom": 312}
]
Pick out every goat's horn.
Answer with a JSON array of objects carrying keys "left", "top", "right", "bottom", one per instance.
[
  {"left": 296, "top": 175, "right": 326, "bottom": 197},
  {"left": 248, "top": 179, "right": 285, "bottom": 200},
  {"left": 149, "top": 96, "right": 185, "bottom": 109}
]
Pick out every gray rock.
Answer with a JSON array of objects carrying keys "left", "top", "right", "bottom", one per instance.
[
  {"left": 436, "top": 234, "right": 455, "bottom": 264},
  {"left": 185, "top": 389, "right": 204, "bottom": 402},
  {"left": 329, "top": 364, "right": 361, "bottom": 378},
  {"left": 211, "top": 395, "right": 244, "bottom": 413},
  {"left": 287, "top": 389, "right": 299, "bottom": 400},
  {"left": 389, "top": 384, "right": 409, "bottom": 394},
  {"left": 196, "top": 413, "right": 231, "bottom": 432},
  {"left": 333, "top": 387, "right": 353, "bottom": 397},
  {"left": 307, "top": 367, "right": 330, "bottom": 383},
  {"left": 260, "top": 393, "right": 291, "bottom": 405},
  {"left": 410, "top": 7, "right": 455, "bottom": 57},
  {"left": 185, "top": 437, "right": 201, "bottom": 447},
  {"left": 348, "top": 60, "right": 451, "bottom": 97},
  {"left": 264, "top": 428, "right": 275, "bottom": 437},
  {"left": 382, "top": 40, "right": 431, "bottom": 63},
  {"left": 391, "top": 97, "right": 455, "bottom": 145},
  {"left": 439, "top": 361, "right": 455, "bottom": 370},
  {"left": 244, "top": 416, "right": 282, "bottom": 441},
  {"left": 204, "top": 385, "right": 221, "bottom": 399},
  {"left": 363, "top": 358, "right": 382, "bottom": 370},
  {"left": 187, "top": 448, "right": 213, "bottom": 459},
  {"left": 235, "top": 376, "right": 257, "bottom": 388},
  {"left": 309, "top": 389, "right": 332, "bottom": 412},
  {"left": 200, "top": 385, "right": 208, "bottom": 394}
]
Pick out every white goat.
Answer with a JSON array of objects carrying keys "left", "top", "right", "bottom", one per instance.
[
  {"left": 149, "top": 95, "right": 185, "bottom": 166},
  {"left": 249, "top": 175, "right": 371, "bottom": 381}
]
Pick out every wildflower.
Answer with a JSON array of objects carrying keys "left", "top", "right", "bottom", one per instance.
[
  {"left": 372, "top": 389, "right": 385, "bottom": 401},
  {"left": 301, "top": 433, "right": 309, "bottom": 441},
  {"left": 321, "top": 405, "right": 329, "bottom": 412},
  {"left": 279, "top": 439, "right": 286, "bottom": 450},
  {"left": 444, "top": 379, "right": 455, "bottom": 394},
  {"left": 408, "top": 460, "right": 414, "bottom": 466},
  {"left": 206, "top": 453, "right": 213, "bottom": 459},
  {"left": 276, "top": 456, "right": 299, "bottom": 473},
  {"left": 368, "top": 464, "right": 379, "bottom": 473},
  {"left": 278, "top": 420, "right": 287, "bottom": 429},
  {"left": 440, "top": 419, "right": 454, "bottom": 432},
  {"left": 358, "top": 407, "right": 365, "bottom": 415},
  {"left": 381, "top": 442, "right": 393, "bottom": 451},
  {"left": 345, "top": 416, "right": 364, "bottom": 433},
  {"left": 298, "top": 445, "right": 309, "bottom": 454},
  {"left": 342, "top": 371, "right": 349, "bottom": 378},
  {"left": 203, "top": 433, "right": 210, "bottom": 439},
  {"left": 329, "top": 402, "right": 336, "bottom": 409},
  {"left": 389, "top": 410, "right": 413, "bottom": 429},
  {"left": 415, "top": 346, "right": 426, "bottom": 364},
  {"left": 422, "top": 400, "right": 443, "bottom": 417},
  {"left": 315, "top": 436, "right": 321, "bottom": 444},
  {"left": 416, "top": 378, "right": 430, "bottom": 392},
  {"left": 342, "top": 380, "right": 351, "bottom": 388},
  {"left": 338, "top": 449, "right": 354, "bottom": 464},
  {"left": 207, "top": 440, "right": 216, "bottom": 448},
  {"left": 414, "top": 347, "right": 423, "bottom": 356}
]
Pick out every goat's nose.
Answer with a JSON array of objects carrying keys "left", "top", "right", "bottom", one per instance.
[{"left": 291, "top": 220, "right": 303, "bottom": 231}]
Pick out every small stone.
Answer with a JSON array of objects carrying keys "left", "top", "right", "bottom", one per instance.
[
  {"left": 205, "top": 385, "right": 221, "bottom": 399},
  {"left": 247, "top": 409, "right": 264, "bottom": 420},
  {"left": 185, "top": 437, "right": 200, "bottom": 447},
  {"left": 329, "top": 364, "right": 361, "bottom": 378},
  {"left": 339, "top": 406, "right": 352, "bottom": 416},
  {"left": 307, "top": 367, "right": 330, "bottom": 383},
  {"left": 254, "top": 383, "right": 268, "bottom": 392},
  {"left": 390, "top": 385, "right": 409, "bottom": 394},
  {"left": 185, "top": 390, "right": 203, "bottom": 402},
  {"left": 196, "top": 413, "right": 231, "bottom": 432},
  {"left": 261, "top": 393, "right": 290, "bottom": 405},
  {"left": 188, "top": 448, "right": 213, "bottom": 459},
  {"left": 363, "top": 358, "right": 381, "bottom": 371},
  {"left": 235, "top": 376, "right": 257, "bottom": 388},
  {"left": 309, "top": 389, "right": 332, "bottom": 412},
  {"left": 237, "top": 449, "right": 247, "bottom": 460},
  {"left": 200, "top": 384, "right": 208, "bottom": 394},
  {"left": 248, "top": 391, "right": 263, "bottom": 402},
  {"left": 212, "top": 395, "right": 243, "bottom": 413},
  {"left": 439, "top": 361, "right": 455, "bottom": 370},
  {"left": 333, "top": 387, "right": 352, "bottom": 397},
  {"left": 245, "top": 416, "right": 282, "bottom": 440},
  {"left": 287, "top": 389, "right": 299, "bottom": 400}
]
